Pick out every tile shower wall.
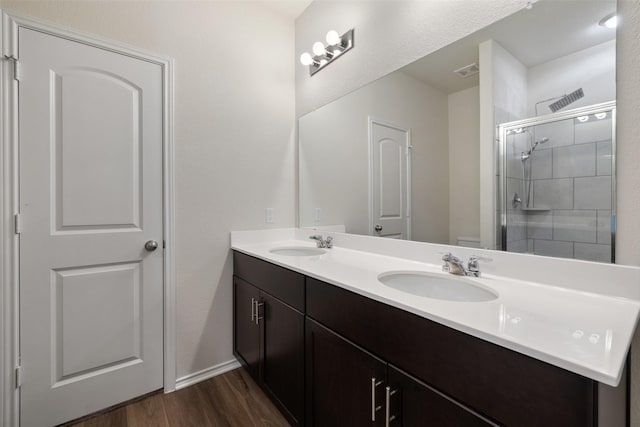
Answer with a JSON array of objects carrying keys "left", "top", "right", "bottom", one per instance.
[{"left": 525, "top": 115, "right": 613, "bottom": 262}]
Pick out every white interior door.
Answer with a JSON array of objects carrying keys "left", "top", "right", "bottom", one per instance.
[
  {"left": 18, "top": 27, "right": 164, "bottom": 426},
  {"left": 370, "top": 120, "right": 411, "bottom": 239}
]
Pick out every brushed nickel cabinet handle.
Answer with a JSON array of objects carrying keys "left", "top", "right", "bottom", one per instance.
[
  {"left": 385, "top": 386, "right": 398, "bottom": 427},
  {"left": 372, "top": 377, "right": 383, "bottom": 421},
  {"left": 250, "top": 298, "right": 256, "bottom": 322},
  {"left": 255, "top": 301, "right": 264, "bottom": 325}
]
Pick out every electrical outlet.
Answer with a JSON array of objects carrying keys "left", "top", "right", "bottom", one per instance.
[
  {"left": 265, "top": 208, "right": 274, "bottom": 224},
  {"left": 314, "top": 208, "right": 321, "bottom": 222}
]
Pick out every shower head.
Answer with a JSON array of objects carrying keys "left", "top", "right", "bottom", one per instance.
[
  {"left": 548, "top": 88, "right": 584, "bottom": 113},
  {"left": 521, "top": 136, "right": 550, "bottom": 160}
]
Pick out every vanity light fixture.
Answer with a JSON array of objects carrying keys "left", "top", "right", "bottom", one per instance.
[
  {"left": 299, "top": 29, "right": 355, "bottom": 76},
  {"left": 599, "top": 12, "right": 618, "bottom": 28}
]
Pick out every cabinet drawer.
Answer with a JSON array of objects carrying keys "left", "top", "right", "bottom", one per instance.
[
  {"left": 233, "top": 251, "right": 305, "bottom": 311},
  {"left": 306, "top": 277, "right": 596, "bottom": 426}
]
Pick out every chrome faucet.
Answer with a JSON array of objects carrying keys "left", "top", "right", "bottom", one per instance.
[
  {"left": 309, "top": 235, "right": 333, "bottom": 249},
  {"left": 442, "top": 253, "right": 481, "bottom": 277}
]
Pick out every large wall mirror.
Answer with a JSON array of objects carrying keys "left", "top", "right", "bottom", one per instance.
[{"left": 299, "top": 0, "right": 616, "bottom": 263}]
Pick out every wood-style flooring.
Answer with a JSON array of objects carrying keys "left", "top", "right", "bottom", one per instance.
[{"left": 65, "top": 368, "right": 290, "bottom": 427}]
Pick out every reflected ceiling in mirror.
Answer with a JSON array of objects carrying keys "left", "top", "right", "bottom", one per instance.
[{"left": 298, "top": 0, "right": 616, "bottom": 254}]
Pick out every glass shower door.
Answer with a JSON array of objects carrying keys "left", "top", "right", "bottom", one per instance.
[{"left": 500, "top": 103, "right": 615, "bottom": 263}]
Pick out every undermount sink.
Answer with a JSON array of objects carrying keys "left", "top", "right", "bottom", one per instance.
[
  {"left": 269, "top": 246, "right": 327, "bottom": 256},
  {"left": 378, "top": 271, "right": 498, "bottom": 302}
]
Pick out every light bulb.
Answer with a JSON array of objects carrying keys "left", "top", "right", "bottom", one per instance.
[
  {"left": 603, "top": 15, "right": 617, "bottom": 28},
  {"left": 312, "top": 42, "right": 326, "bottom": 56},
  {"left": 577, "top": 116, "right": 589, "bottom": 123},
  {"left": 595, "top": 112, "right": 607, "bottom": 120},
  {"left": 300, "top": 52, "right": 313, "bottom": 66},
  {"left": 326, "top": 30, "right": 341, "bottom": 46},
  {"left": 599, "top": 13, "right": 618, "bottom": 28}
]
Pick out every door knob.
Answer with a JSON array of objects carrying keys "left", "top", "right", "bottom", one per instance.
[
  {"left": 375, "top": 225, "right": 383, "bottom": 232},
  {"left": 144, "top": 240, "right": 159, "bottom": 252}
]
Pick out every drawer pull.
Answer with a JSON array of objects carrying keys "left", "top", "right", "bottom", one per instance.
[{"left": 250, "top": 298, "right": 256, "bottom": 322}]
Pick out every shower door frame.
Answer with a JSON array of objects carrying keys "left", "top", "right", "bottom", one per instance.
[{"left": 497, "top": 101, "right": 617, "bottom": 262}]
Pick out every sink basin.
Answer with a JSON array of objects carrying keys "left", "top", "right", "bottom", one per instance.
[
  {"left": 378, "top": 271, "right": 498, "bottom": 302},
  {"left": 269, "top": 246, "right": 327, "bottom": 256}
]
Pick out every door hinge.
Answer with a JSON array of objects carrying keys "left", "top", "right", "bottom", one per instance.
[
  {"left": 14, "top": 213, "right": 22, "bottom": 234},
  {"left": 15, "top": 366, "right": 22, "bottom": 388},
  {"left": 4, "top": 56, "right": 20, "bottom": 81},
  {"left": 14, "top": 59, "right": 21, "bottom": 81}
]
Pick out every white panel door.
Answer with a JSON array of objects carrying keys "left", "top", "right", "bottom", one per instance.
[
  {"left": 19, "top": 27, "right": 164, "bottom": 426},
  {"left": 370, "top": 121, "right": 411, "bottom": 239}
]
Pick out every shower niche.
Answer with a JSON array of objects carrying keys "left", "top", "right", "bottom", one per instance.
[{"left": 498, "top": 102, "right": 615, "bottom": 263}]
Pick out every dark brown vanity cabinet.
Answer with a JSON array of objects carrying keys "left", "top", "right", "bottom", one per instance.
[
  {"left": 305, "top": 318, "right": 387, "bottom": 426},
  {"left": 233, "top": 277, "right": 261, "bottom": 378},
  {"left": 233, "top": 252, "right": 305, "bottom": 426},
  {"left": 305, "top": 318, "right": 491, "bottom": 427},
  {"left": 233, "top": 252, "right": 598, "bottom": 427},
  {"left": 385, "top": 365, "right": 493, "bottom": 427},
  {"left": 306, "top": 277, "right": 597, "bottom": 427}
]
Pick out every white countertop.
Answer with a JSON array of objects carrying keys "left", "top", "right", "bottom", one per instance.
[{"left": 231, "top": 228, "right": 640, "bottom": 387}]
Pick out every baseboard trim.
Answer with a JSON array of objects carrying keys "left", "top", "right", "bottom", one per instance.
[{"left": 175, "top": 359, "right": 241, "bottom": 391}]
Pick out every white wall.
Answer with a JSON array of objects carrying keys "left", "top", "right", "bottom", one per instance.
[
  {"left": 492, "top": 41, "right": 528, "bottom": 121},
  {"left": 0, "top": 0, "right": 296, "bottom": 380},
  {"left": 295, "top": 1, "right": 527, "bottom": 117},
  {"left": 448, "top": 86, "right": 480, "bottom": 245},
  {"left": 299, "top": 70, "right": 449, "bottom": 243},
  {"left": 617, "top": 1, "right": 640, "bottom": 425},
  {"left": 478, "top": 40, "right": 528, "bottom": 249},
  {"left": 528, "top": 40, "right": 616, "bottom": 117}
]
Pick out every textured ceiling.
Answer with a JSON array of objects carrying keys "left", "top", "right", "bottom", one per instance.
[{"left": 401, "top": 0, "right": 616, "bottom": 94}]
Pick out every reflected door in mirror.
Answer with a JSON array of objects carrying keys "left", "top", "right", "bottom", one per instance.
[{"left": 370, "top": 120, "right": 411, "bottom": 239}]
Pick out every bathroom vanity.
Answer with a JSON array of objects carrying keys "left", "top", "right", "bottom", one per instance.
[{"left": 231, "top": 229, "right": 640, "bottom": 426}]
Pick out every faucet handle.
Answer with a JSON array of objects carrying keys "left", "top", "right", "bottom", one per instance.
[
  {"left": 324, "top": 236, "right": 333, "bottom": 248},
  {"left": 467, "top": 256, "right": 485, "bottom": 277},
  {"left": 467, "top": 256, "right": 480, "bottom": 270}
]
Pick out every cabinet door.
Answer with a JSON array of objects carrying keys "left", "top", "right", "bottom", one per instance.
[
  {"left": 233, "top": 277, "right": 261, "bottom": 378},
  {"left": 261, "top": 292, "right": 304, "bottom": 426},
  {"left": 387, "top": 365, "right": 495, "bottom": 427},
  {"left": 306, "top": 318, "right": 387, "bottom": 427}
]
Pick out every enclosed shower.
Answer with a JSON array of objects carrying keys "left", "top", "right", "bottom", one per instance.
[{"left": 498, "top": 101, "right": 616, "bottom": 263}]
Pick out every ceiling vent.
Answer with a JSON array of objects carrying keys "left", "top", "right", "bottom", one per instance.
[{"left": 453, "top": 63, "right": 479, "bottom": 78}]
